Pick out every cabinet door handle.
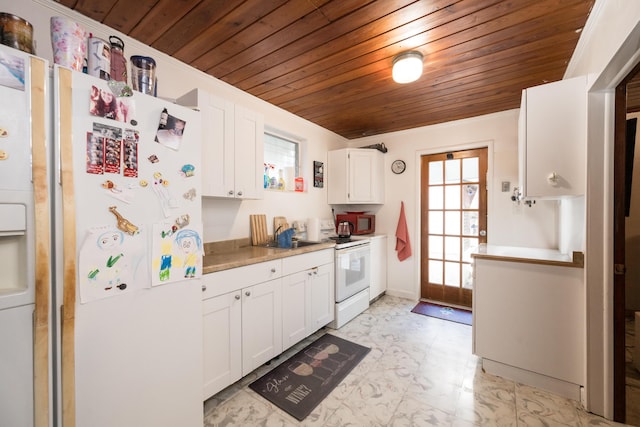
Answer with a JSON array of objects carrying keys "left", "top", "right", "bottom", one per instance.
[
  {"left": 228, "top": 190, "right": 234, "bottom": 196},
  {"left": 235, "top": 294, "right": 241, "bottom": 300},
  {"left": 237, "top": 190, "right": 243, "bottom": 196},
  {"left": 202, "top": 285, "right": 207, "bottom": 292},
  {"left": 271, "top": 268, "right": 276, "bottom": 273},
  {"left": 308, "top": 272, "right": 313, "bottom": 276},
  {"left": 245, "top": 291, "right": 251, "bottom": 297}
]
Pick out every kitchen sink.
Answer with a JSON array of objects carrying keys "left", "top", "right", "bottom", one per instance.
[
  {"left": 256, "top": 242, "right": 287, "bottom": 249},
  {"left": 256, "top": 240, "right": 322, "bottom": 249},
  {"left": 293, "top": 240, "right": 322, "bottom": 248}
]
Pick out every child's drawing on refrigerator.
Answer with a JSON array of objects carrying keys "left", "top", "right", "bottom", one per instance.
[
  {"left": 151, "top": 222, "right": 202, "bottom": 286},
  {"left": 79, "top": 226, "right": 144, "bottom": 303},
  {"left": 175, "top": 228, "right": 202, "bottom": 279}
]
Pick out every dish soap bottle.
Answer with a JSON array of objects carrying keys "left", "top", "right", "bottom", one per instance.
[{"left": 277, "top": 169, "right": 285, "bottom": 190}]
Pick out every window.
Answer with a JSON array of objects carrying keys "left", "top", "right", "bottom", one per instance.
[{"left": 264, "top": 129, "right": 302, "bottom": 191}]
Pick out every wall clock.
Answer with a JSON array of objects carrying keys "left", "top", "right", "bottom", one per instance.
[{"left": 391, "top": 159, "right": 406, "bottom": 174}]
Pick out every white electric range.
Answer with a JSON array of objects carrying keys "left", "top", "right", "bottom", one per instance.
[{"left": 317, "top": 220, "right": 371, "bottom": 328}]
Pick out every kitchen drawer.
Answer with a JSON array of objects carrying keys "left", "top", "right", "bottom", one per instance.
[
  {"left": 281, "top": 249, "right": 333, "bottom": 276},
  {"left": 202, "top": 259, "right": 282, "bottom": 299}
]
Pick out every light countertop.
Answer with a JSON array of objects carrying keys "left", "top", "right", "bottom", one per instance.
[
  {"left": 203, "top": 240, "right": 336, "bottom": 274},
  {"left": 471, "top": 244, "right": 584, "bottom": 268}
]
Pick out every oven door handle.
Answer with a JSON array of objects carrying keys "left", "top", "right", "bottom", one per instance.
[{"left": 336, "top": 243, "right": 370, "bottom": 255}]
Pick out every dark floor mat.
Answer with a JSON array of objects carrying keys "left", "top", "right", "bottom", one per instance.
[
  {"left": 249, "top": 333, "right": 370, "bottom": 421},
  {"left": 411, "top": 301, "right": 472, "bottom": 325}
]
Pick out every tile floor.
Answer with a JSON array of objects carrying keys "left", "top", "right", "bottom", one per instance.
[{"left": 204, "top": 295, "right": 631, "bottom": 426}]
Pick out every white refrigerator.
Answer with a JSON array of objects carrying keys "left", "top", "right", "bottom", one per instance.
[
  {"left": 52, "top": 67, "right": 203, "bottom": 426},
  {"left": 0, "top": 44, "right": 50, "bottom": 427}
]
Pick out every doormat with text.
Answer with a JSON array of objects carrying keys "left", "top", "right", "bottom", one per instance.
[
  {"left": 248, "top": 333, "right": 370, "bottom": 421},
  {"left": 411, "top": 301, "right": 472, "bottom": 325}
]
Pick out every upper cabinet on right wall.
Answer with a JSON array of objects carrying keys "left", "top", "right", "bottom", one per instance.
[
  {"left": 328, "top": 148, "right": 385, "bottom": 204},
  {"left": 519, "top": 75, "right": 587, "bottom": 199}
]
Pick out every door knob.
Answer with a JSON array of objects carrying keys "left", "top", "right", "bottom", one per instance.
[{"left": 479, "top": 230, "right": 486, "bottom": 237}]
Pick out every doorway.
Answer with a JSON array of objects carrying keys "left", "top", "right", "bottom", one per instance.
[
  {"left": 614, "top": 61, "right": 640, "bottom": 424},
  {"left": 419, "top": 148, "right": 488, "bottom": 308}
]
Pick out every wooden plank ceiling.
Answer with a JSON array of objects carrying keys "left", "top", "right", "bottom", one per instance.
[{"left": 57, "top": 0, "right": 595, "bottom": 139}]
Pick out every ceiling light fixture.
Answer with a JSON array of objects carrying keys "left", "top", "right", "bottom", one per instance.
[{"left": 392, "top": 51, "right": 423, "bottom": 84}]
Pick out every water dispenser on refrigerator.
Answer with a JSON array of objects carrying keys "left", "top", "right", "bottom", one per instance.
[{"left": 0, "top": 203, "right": 28, "bottom": 295}]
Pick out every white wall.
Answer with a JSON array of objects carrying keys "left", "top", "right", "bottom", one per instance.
[{"left": 349, "top": 110, "right": 559, "bottom": 299}]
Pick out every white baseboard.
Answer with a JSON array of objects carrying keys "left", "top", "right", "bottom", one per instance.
[{"left": 482, "top": 358, "right": 582, "bottom": 403}]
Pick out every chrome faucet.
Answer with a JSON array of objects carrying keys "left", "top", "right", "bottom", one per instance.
[{"left": 274, "top": 225, "right": 283, "bottom": 242}]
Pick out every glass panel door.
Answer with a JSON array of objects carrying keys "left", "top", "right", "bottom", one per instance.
[{"left": 420, "top": 148, "right": 487, "bottom": 307}]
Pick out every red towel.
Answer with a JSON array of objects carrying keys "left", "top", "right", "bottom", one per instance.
[{"left": 395, "top": 201, "right": 412, "bottom": 261}]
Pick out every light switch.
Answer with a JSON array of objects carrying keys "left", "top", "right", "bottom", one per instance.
[{"left": 501, "top": 181, "right": 510, "bottom": 192}]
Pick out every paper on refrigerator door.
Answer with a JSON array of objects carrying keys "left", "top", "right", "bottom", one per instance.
[
  {"left": 78, "top": 225, "right": 145, "bottom": 303},
  {"left": 151, "top": 221, "right": 203, "bottom": 287}
]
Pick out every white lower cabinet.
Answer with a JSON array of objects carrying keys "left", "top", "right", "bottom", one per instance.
[
  {"left": 282, "top": 250, "right": 334, "bottom": 351},
  {"left": 202, "top": 291, "right": 241, "bottom": 400},
  {"left": 281, "top": 271, "right": 309, "bottom": 349},
  {"left": 202, "top": 260, "right": 281, "bottom": 400},
  {"left": 241, "top": 278, "right": 283, "bottom": 376},
  {"left": 202, "top": 277, "right": 283, "bottom": 399},
  {"left": 310, "top": 263, "right": 334, "bottom": 330},
  {"left": 202, "top": 250, "right": 334, "bottom": 400},
  {"left": 473, "top": 256, "right": 584, "bottom": 400},
  {"left": 368, "top": 235, "right": 387, "bottom": 301}
]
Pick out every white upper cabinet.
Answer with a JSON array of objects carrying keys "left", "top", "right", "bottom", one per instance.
[
  {"left": 519, "top": 76, "right": 587, "bottom": 199},
  {"left": 234, "top": 105, "right": 264, "bottom": 199},
  {"left": 328, "top": 148, "right": 385, "bottom": 204},
  {"left": 177, "top": 89, "right": 264, "bottom": 199}
]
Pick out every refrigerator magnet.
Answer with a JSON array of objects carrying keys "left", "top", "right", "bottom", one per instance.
[
  {"left": 109, "top": 205, "right": 139, "bottom": 235},
  {"left": 180, "top": 164, "right": 195, "bottom": 177},
  {"left": 183, "top": 188, "right": 196, "bottom": 201},
  {"left": 0, "top": 127, "right": 8, "bottom": 137},
  {"left": 175, "top": 214, "right": 190, "bottom": 228},
  {"left": 102, "top": 180, "right": 135, "bottom": 204}
]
